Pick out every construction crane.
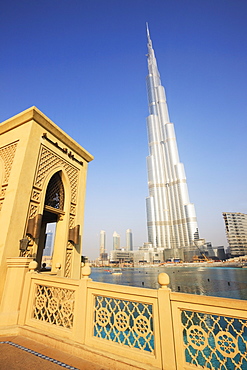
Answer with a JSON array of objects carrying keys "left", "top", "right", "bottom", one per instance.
[{"left": 193, "top": 239, "right": 209, "bottom": 262}]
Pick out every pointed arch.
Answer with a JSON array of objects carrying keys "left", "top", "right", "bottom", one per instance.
[
  {"left": 33, "top": 167, "right": 72, "bottom": 270},
  {"left": 44, "top": 172, "right": 65, "bottom": 211},
  {"left": 40, "top": 166, "right": 72, "bottom": 212}
]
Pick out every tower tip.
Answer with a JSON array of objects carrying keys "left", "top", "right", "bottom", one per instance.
[{"left": 146, "top": 22, "right": 150, "bottom": 38}]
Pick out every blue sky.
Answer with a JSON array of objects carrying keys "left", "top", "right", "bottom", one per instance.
[{"left": 1, "top": 1, "right": 247, "bottom": 259}]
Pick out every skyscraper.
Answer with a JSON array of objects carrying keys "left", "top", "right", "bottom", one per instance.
[
  {"left": 223, "top": 212, "right": 247, "bottom": 257},
  {"left": 100, "top": 230, "right": 106, "bottom": 255},
  {"left": 99, "top": 230, "right": 108, "bottom": 264},
  {"left": 43, "top": 230, "right": 53, "bottom": 257},
  {"left": 126, "top": 229, "right": 133, "bottom": 251},
  {"left": 145, "top": 25, "right": 199, "bottom": 256},
  {"left": 113, "top": 231, "right": 120, "bottom": 250}
]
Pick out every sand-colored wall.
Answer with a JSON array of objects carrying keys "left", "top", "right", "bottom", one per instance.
[{"left": 0, "top": 106, "right": 93, "bottom": 301}]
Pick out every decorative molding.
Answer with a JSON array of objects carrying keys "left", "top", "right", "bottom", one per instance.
[{"left": 42, "top": 133, "right": 83, "bottom": 166}]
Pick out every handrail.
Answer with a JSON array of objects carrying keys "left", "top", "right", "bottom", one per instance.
[{"left": 18, "top": 271, "right": 247, "bottom": 370}]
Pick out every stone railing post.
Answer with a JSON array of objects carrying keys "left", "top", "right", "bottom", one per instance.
[
  {"left": 0, "top": 257, "right": 33, "bottom": 327},
  {"left": 157, "top": 273, "right": 177, "bottom": 370},
  {"left": 81, "top": 262, "right": 91, "bottom": 279},
  {"left": 73, "top": 264, "right": 92, "bottom": 344},
  {"left": 18, "top": 260, "right": 38, "bottom": 326}
]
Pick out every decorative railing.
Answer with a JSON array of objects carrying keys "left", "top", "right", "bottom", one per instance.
[
  {"left": 19, "top": 270, "right": 247, "bottom": 370},
  {"left": 170, "top": 292, "right": 247, "bottom": 370},
  {"left": 33, "top": 284, "right": 75, "bottom": 329},
  {"left": 93, "top": 295, "right": 154, "bottom": 352},
  {"left": 182, "top": 310, "right": 247, "bottom": 369},
  {"left": 84, "top": 282, "right": 162, "bottom": 368}
]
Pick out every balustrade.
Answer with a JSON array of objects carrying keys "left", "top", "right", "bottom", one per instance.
[{"left": 16, "top": 268, "right": 247, "bottom": 370}]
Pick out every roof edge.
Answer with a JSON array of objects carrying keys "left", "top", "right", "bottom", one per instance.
[{"left": 0, "top": 106, "right": 94, "bottom": 163}]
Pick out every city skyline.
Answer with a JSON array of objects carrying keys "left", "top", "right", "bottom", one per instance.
[{"left": 1, "top": 1, "right": 247, "bottom": 259}]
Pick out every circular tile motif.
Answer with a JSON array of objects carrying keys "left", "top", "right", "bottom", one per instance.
[
  {"left": 215, "top": 331, "right": 238, "bottom": 357},
  {"left": 48, "top": 297, "right": 59, "bottom": 313},
  {"left": 187, "top": 325, "right": 207, "bottom": 350},
  {"left": 62, "top": 300, "right": 73, "bottom": 317},
  {"left": 115, "top": 311, "right": 129, "bottom": 331},
  {"left": 36, "top": 294, "right": 47, "bottom": 310},
  {"left": 96, "top": 308, "right": 110, "bottom": 327},
  {"left": 134, "top": 315, "right": 150, "bottom": 337}
]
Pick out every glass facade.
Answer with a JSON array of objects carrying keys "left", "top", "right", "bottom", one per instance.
[{"left": 145, "top": 26, "right": 199, "bottom": 252}]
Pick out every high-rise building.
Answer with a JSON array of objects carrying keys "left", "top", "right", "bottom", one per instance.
[
  {"left": 145, "top": 25, "right": 199, "bottom": 256},
  {"left": 126, "top": 229, "right": 133, "bottom": 251},
  {"left": 113, "top": 231, "right": 120, "bottom": 250},
  {"left": 99, "top": 230, "right": 108, "bottom": 264},
  {"left": 222, "top": 212, "right": 247, "bottom": 256},
  {"left": 43, "top": 230, "right": 53, "bottom": 257},
  {"left": 100, "top": 230, "right": 106, "bottom": 255}
]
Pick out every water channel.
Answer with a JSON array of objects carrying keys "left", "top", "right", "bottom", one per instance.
[{"left": 91, "top": 266, "right": 247, "bottom": 300}]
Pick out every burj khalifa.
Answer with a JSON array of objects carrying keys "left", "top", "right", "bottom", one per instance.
[{"left": 145, "top": 25, "right": 199, "bottom": 256}]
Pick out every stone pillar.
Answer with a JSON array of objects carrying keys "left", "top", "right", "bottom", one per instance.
[
  {"left": 157, "top": 273, "right": 177, "bottom": 370},
  {"left": 0, "top": 257, "right": 33, "bottom": 327}
]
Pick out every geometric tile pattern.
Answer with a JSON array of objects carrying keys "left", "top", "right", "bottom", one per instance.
[
  {"left": 64, "top": 216, "right": 75, "bottom": 278},
  {"left": 0, "top": 141, "right": 18, "bottom": 212},
  {"left": 0, "top": 141, "right": 18, "bottom": 183},
  {"left": 28, "top": 145, "right": 79, "bottom": 224},
  {"left": 64, "top": 245, "right": 73, "bottom": 278},
  {"left": 182, "top": 310, "right": 247, "bottom": 369},
  {"left": 35, "top": 146, "right": 79, "bottom": 204},
  {"left": 33, "top": 285, "right": 75, "bottom": 329},
  {"left": 0, "top": 341, "right": 79, "bottom": 369},
  {"left": 93, "top": 295, "right": 154, "bottom": 353}
]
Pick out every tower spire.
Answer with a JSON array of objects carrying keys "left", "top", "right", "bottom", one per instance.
[
  {"left": 146, "top": 22, "right": 150, "bottom": 41},
  {"left": 145, "top": 24, "right": 159, "bottom": 80},
  {"left": 145, "top": 27, "right": 199, "bottom": 257}
]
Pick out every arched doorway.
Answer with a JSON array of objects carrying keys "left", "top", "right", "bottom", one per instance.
[{"left": 36, "top": 171, "right": 65, "bottom": 270}]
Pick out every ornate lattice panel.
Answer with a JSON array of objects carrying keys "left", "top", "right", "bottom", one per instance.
[
  {"left": 29, "top": 204, "right": 38, "bottom": 219},
  {"left": 69, "top": 215, "right": 75, "bottom": 228},
  {"left": 33, "top": 284, "right": 75, "bottom": 329},
  {"left": 93, "top": 295, "right": 154, "bottom": 353},
  {"left": 31, "top": 188, "right": 41, "bottom": 202},
  {"left": 35, "top": 146, "right": 79, "bottom": 204},
  {"left": 182, "top": 310, "right": 247, "bottom": 369},
  {"left": 64, "top": 216, "right": 75, "bottom": 278},
  {"left": 28, "top": 146, "right": 79, "bottom": 225},
  {"left": 0, "top": 141, "right": 18, "bottom": 183},
  {"left": 0, "top": 141, "right": 18, "bottom": 211},
  {"left": 70, "top": 204, "right": 76, "bottom": 216},
  {"left": 65, "top": 244, "right": 73, "bottom": 278}
]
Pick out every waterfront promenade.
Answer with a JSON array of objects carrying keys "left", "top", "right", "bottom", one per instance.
[
  {"left": 0, "top": 335, "right": 109, "bottom": 370},
  {"left": 1, "top": 264, "right": 247, "bottom": 370}
]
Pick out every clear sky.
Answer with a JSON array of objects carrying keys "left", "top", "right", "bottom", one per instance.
[{"left": 1, "top": 1, "right": 247, "bottom": 260}]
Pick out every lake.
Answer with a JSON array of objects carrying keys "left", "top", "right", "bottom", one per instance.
[{"left": 91, "top": 266, "right": 247, "bottom": 300}]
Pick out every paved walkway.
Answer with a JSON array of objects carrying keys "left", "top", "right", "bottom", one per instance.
[{"left": 0, "top": 335, "right": 109, "bottom": 370}]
